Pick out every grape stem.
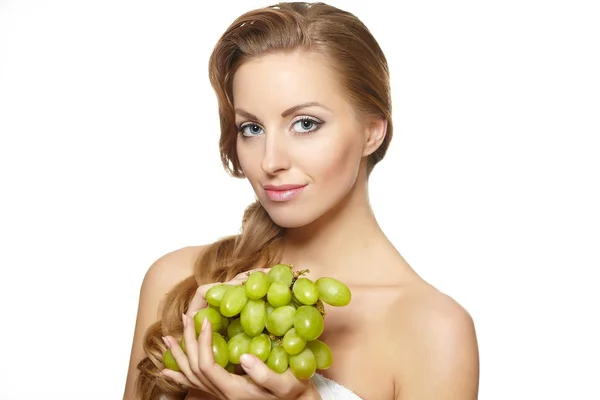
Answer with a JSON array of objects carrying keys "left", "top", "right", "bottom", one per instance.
[
  {"left": 295, "top": 269, "right": 310, "bottom": 277},
  {"left": 291, "top": 295, "right": 303, "bottom": 308},
  {"left": 269, "top": 334, "right": 282, "bottom": 346},
  {"left": 316, "top": 299, "right": 327, "bottom": 317},
  {"left": 290, "top": 268, "right": 310, "bottom": 286}
]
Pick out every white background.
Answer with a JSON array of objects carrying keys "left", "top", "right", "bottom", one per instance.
[{"left": 1, "top": 0, "right": 599, "bottom": 398}]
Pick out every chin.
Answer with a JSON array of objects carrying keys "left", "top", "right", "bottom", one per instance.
[
  {"left": 267, "top": 209, "right": 318, "bottom": 228},
  {"left": 261, "top": 202, "right": 323, "bottom": 229}
]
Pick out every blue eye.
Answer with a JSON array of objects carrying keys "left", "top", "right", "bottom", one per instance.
[
  {"left": 292, "top": 117, "right": 323, "bottom": 134},
  {"left": 239, "top": 123, "right": 264, "bottom": 137}
]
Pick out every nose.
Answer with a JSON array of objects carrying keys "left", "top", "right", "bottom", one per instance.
[{"left": 261, "top": 132, "right": 290, "bottom": 175}]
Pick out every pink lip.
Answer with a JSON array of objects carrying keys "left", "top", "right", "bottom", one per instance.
[
  {"left": 263, "top": 184, "right": 307, "bottom": 202},
  {"left": 263, "top": 184, "right": 306, "bottom": 190}
]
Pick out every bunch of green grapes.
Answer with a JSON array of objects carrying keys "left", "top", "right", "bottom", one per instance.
[{"left": 163, "top": 263, "right": 351, "bottom": 380}]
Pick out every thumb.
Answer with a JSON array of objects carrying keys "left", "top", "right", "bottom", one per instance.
[{"left": 240, "top": 353, "right": 295, "bottom": 397}]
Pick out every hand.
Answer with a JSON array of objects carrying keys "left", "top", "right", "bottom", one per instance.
[{"left": 161, "top": 269, "right": 321, "bottom": 400}]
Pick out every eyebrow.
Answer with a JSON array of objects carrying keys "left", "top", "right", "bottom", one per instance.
[{"left": 235, "top": 102, "right": 331, "bottom": 121}]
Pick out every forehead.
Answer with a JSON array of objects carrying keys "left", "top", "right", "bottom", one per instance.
[{"left": 232, "top": 50, "right": 349, "bottom": 115}]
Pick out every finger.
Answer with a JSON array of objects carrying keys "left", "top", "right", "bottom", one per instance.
[
  {"left": 182, "top": 314, "right": 220, "bottom": 395},
  {"left": 195, "top": 320, "right": 277, "bottom": 400},
  {"left": 161, "top": 368, "right": 194, "bottom": 388},
  {"left": 239, "top": 353, "right": 304, "bottom": 398},
  {"left": 196, "top": 319, "right": 229, "bottom": 398},
  {"left": 192, "top": 321, "right": 278, "bottom": 400},
  {"left": 163, "top": 336, "right": 208, "bottom": 391},
  {"left": 186, "top": 283, "right": 220, "bottom": 317},
  {"left": 227, "top": 277, "right": 247, "bottom": 285}
]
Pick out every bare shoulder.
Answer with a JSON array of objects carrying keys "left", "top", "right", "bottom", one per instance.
[
  {"left": 389, "top": 283, "right": 480, "bottom": 400},
  {"left": 123, "top": 245, "right": 208, "bottom": 400},
  {"left": 141, "top": 245, "right": 206, "bottom": 309}
]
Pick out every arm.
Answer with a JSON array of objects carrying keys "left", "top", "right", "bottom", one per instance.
[
  {"left": 123, "top": 246, "right": 206, "bottom": 400},
  {"left": 394, "top": 292, "right": 480, "bottom": 400}
]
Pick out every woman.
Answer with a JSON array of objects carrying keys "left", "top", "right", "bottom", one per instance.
[{"left": 124, "top": 2, "right": 480, "bottom": 399}]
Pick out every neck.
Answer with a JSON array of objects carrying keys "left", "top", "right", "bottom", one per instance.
[{"left": 280, "top": 173, "right": 387, "bottom": 278}]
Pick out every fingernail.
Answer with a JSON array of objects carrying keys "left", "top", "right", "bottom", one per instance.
[
  {"left": 201, "top": 318, "right": 208, "bottom": 332},
  {"left": 162, "top": 336, "right": 171, "bottom": 349},
  {"left": 182, "top": 313, "right": 187, "bottom": 328},
  {"left": 240, "top": 354, "right": 255, "bottom": 370}
]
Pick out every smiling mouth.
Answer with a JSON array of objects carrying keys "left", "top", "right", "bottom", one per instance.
[{"left": 263, "top": 184, "right": 307, "bottom": 202}]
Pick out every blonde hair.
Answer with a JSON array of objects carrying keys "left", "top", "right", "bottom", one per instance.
[{"left": 135, "top": 2, "right": 393, "bottom": 398}]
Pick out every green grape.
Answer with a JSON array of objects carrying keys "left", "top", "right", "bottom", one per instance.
[
  {"left": 220, "top": 315, "right": 230, "bottom": 335},
  {"left": 282, "top": 328, "right": 306, "bottom": 355},
  {"left": 266, "top": 305, "right": 296, "bottom": 336},
  {"left": 212, "top": 332, "right": 230, "bottom": 368},
  {"left": 227, "top": 318, "right": 244, "bottom": 339},
  {"left": 240, "top": 298, "right": 267, "bottom": 337},
  {"left": 315, "top": 277, "right": 351, "bottom": 307},
  {"left": 306, "top": 339, "right": 333, "bottom": 370},
  {"left": 266, "top": 303, "right": 275, "bottom": 317},
  {"left": 220, "top": 285, "right": 248, "bottom": 317},
  {"left": 194, "top": 307, "right": 222, "bottom": 334},
  {"left": 206, "top": 284, "right": 230, "bottom": 307},
  {"left": 245, "top": 271, "right": 270, "bottom": 299},
  {"left": 163, "top": 349, "right": 180, "bottom": 371},
  {"left": 249, "top": 333, "right": 272, "bottom": 362},
  {"left": 293, "top": 306, "right": 324, "bottom": 341},
  {"left": 267, "top": 264, "right": 294, "bottom": 287},
  {"left": 292, "top": 278, "right": 319, "bottom": 305},
  {"left": 289, "top": 347, "right": 317, "bottom": 380},
  {"left": 227, "top": 332, "right": 252, "bottom": 364},
  {"left": 267, "top": 281, "right": 292, "bottom": 308},
  {"left": 267, "top": 345, "right": 289, "bottom": 374}
]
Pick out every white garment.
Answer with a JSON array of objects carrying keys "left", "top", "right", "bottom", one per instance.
[{"left": 312, "top": 373, "right": 364, "bottom": 400}]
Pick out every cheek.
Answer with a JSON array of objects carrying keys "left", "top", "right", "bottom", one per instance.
[
  {"left": 307, "top": 133, "right": 363, "bottom": 183},
  {"left": 236, "top": 141, "right": 258, "bottom": 176}
]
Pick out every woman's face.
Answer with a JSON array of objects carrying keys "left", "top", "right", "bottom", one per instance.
[{"left": 233, "top": 49, "right": 373, "bottom": 228}]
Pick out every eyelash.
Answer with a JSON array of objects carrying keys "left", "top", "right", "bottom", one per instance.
[{"left": 237, "top": 116, "right": 324, "bottom": 138}]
